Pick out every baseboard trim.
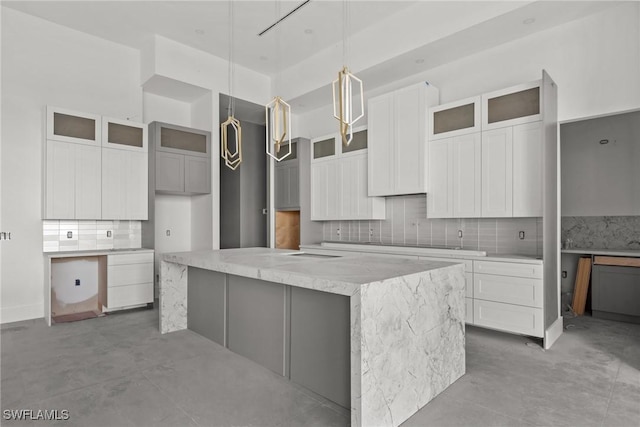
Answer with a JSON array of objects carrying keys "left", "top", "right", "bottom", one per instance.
[
  {"left": 544, "top": 316, "right": 564, "bottom": 349},
  {"left": 1, "top": 303, "right": 44, "bottom": 324}
]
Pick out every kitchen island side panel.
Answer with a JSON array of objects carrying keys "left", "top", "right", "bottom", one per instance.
[{"left": 187, "top": 267, "right": 226, "bottom": 346}]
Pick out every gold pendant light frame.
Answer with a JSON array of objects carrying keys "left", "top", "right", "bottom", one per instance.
[
  {"left": 221, "top": 116, "right": 242, "bottom": 170},
  {"left": 265, "top": 96, "right": 291, "bottom": 161},
  {"left": 333, "top": 66, "right": 364, "bottom": 147}
]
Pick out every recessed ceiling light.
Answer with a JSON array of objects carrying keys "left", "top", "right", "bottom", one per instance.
[
  {"left": 259, "top": 55, "right": 268, "bottom": 61},
  {"left": 304, "top": 29, "right": 313, "bottom": 34},
  {"left": 415, "top": 59, "right": 424, "bottom": 64},
  {"left": 195, "top": 29, "right": 205, "bottom": 36},
  {"left": 523, "top": 18, "right": 535, "bottom": 25}
]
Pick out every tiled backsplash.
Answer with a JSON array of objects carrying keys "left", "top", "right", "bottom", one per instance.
[
  {"left": 562, "top": 216, "right": 640, "bottom": 250},
  {"left": 322, "top": 195, "right": 542, "bottom": 256},
  {"left": 43, "top": 220, "right": 142, "bottom": 252}
]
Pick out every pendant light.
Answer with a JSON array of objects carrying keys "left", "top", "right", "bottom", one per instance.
[
  {"left": 333, "top": 0, "right": 364, "bottom": 147},
  {"left": 265, "top": 0, "right": 292, "bottom": 162},
  {"left": 221, "top": 0, "right": 242, "bottom": 170}
]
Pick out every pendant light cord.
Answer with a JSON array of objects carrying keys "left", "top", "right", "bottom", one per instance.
[{"left": 227, "top": 0, "right": 234, "bottom": 117}]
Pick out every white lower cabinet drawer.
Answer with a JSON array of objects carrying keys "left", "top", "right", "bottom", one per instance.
[
  {"left": 474, "top": 299, "right": 543, "bottom": 337},
  {"left": 474, "top": 260, "right": 542, "bottom": 279},
  {"left": 107, "top": 283, "right": 153, "bottom": 309},
  {"left": 107, "top": 252, "right": 153, "bottom": 266},
  {"left": 474, "top": 273, "right": 543, "bottom": 308},
  {"left": 466, "top": 298, "right": 473, "bottom": 324},
  {"left": 108, "top": 263, "right": 153, "bottom": 287}
]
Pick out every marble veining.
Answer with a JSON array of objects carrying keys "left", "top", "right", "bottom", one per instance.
[
  {"left": 160, "top": 248, "right": 465, "bottom": 427},
  {"left": 562, "top": 216, "right": 640, "bottom": 250}
]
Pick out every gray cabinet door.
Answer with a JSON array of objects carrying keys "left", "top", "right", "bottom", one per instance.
[
  {"left": 187, "top": 267, "right": 226, "bottom": 346},
  {"left": 156, "top": 151, "right": 184, "bottom": 193},
  {"left": 274, "top": 161, "right": 300, "bottom": 210},
  {"left": 290, "top": 286, "right": 350, "bottom": 409},
  {"left": 592, "top": 265, "right": 640, "bottom": 321},
  {"left": 227, "top": 275, "right": 286, "bottom": 376},
  {"left": 184, "top": 155, "right": 211, "bottom": 194}
]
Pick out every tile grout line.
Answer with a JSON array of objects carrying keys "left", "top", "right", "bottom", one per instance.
[{"left": 599, "top": 358, "right": 624, "bottom": 427}]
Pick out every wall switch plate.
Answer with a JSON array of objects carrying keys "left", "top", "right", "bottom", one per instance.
[
  {"left": 75, "top": 279, "right": 80, "bottom": 286},
  {"left": 519, "top": 231, "right": 525, "bottom": 240}
]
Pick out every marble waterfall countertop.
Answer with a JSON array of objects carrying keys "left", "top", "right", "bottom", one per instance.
[
  {"left": 162, "top": 247, "right": 462, "bottom": 296},
  {"left": 160, "top": 247, "right": 466, "bottom": 427}
]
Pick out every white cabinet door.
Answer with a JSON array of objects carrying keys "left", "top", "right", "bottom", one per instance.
[
  {"left": 326, "top": 160, "right": 341, "bottom": 219},
  {"left": 75, "top": 144, "right": 102, "bottom": 219},
  {"left": 102, "top": 148, "right": 148, "bottom": 220},
  {"left": 427, "top": 138, "right": 453, "bottom": 218},
  {"left": 45, "top": 140, "right": 76, "bottom": 219},
  {"left": 102, "top": 148, "right": 127, "bottom": 219},
  {"left": 453, "top": 132, "right": 481, "bottom": 217},
  {"left": 367, "top": 94, "right": 394, "bottom": 196},
  {"left": 482, "top": 127, "right": 513, "bottom": 217},
  {"left": 126, "top": 151, "right": 148, "bottom": 220},
  {"left": 185, "top": 155, "right": 211, "bottom": 195},
  {"left": 395, "top": 85, "right": 425, "bottom": 194},
  {"left": 310, "top": 162, "right": 328, "bottom": 220},
  {"left": 513, "top": 122, "right": 542, "bottom": 217}
]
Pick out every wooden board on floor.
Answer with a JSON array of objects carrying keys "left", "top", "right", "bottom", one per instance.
[{"left": 572, "top": 257, "right": 592, "bottom": 316}]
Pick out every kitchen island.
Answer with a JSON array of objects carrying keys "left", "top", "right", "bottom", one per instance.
[{"left": 159, "top": 247, "right": 465, "bottom": 427}]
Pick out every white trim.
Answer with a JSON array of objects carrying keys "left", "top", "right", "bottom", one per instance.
[
  {"left": 559, "top": 107, "right": 640, "bottom": 125},
  {"left": 544, "top": 316, "right": 564, "bottom": 350},
  {"left": 1, "top": 303, "right": 44, "bottom": 324}
]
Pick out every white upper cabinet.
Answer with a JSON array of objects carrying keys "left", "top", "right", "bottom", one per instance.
[
  {"left": 482, "top": 80, "right": 542, "bottom": 131},
  {"left": 47, "top": 106, "right": 101, "bottom": 145},
  {"left": 482, "top": 127, "right": 513, "bottom": 217},
  {"left": 427, "top": 133, "right": 481, "bottom": 218},
  {"left": 43, "top": 106, "right": 148, "bottom": 220},
  {"left": 429, "top": 96, "right": 481, "bottom": 140},
  {"left": 512, "top": 122, "right": 543, "bottom": 217},
  {"left": 368, "top": 82, "right": 439, "bottom": 196},
  {"left": 102, "top": 117, "right": 148, "bottom": 152},
  {"left": 310, "top": 130, "right": 385, "bottom": 221}
]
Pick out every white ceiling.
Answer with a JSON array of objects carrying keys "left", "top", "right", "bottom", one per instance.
[{"left": 3, "top": 0, "right": 623, "bottom": 112}]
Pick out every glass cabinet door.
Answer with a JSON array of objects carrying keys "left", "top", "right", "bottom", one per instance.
[
  {"left": 155, "top": 123, "right": 210, "bottom": 158},
  {"left": 482, "top": 81, "right": 542, "bottom": 130},
  {"left": 47, "top": 106, "right": 101, "bottom": 145},
  {"left": 341, "top": 129, "right": 368, "bottom": 154},
  {"left": 429, "top": 96, "right": 481, "bottom": 140},
  {"left": 312, "top": 137, "right": 336, "bottom": 160},
  {"left": 102, "top": 117, "right": 147, "bottom": 151}
]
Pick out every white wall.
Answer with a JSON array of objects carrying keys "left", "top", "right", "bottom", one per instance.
[
  {"left": 0, "top": 8, "right": 142, "bottom": 323},
  {"left": 297, "top": 2, "right": 640, "bottom": 138}
]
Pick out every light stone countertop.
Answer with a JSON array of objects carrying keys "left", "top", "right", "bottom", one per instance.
[
  {"left": 561, "top": 248, "right": 640, "bottom": 257},
  {"left": 162, "top": 247, "right": 460, "bottom": 297},
  {"left": 44, "top": 248, "right": 154, "bottom": 258},
  {"left": 300, "top": 242, "right": 543, "bottom": 264}
]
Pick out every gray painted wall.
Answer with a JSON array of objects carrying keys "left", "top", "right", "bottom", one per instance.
[
  {"left": 298, "top": 138, "right": 323, "bottom": 245},
  {"left": 220, "top": 121, "right": 267, "bottom": 249},
  {"left": 561, "top": 111, "right": 640, "bottom": 216}
]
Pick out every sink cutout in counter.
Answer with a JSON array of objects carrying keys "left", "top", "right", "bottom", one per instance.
[{"left": 285, "top": 253, "right": 341, "bottom": 259}]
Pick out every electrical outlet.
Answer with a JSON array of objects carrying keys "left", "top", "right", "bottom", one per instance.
[
  {"left": 336, "top": 228, "right": 341, "bottom": 236},
  {"left": 458, "top": 230, "right": 463, "bottom": 238},
  {"left": 107, "top": 230, "right": 112, "bottom": 238},
  {"left": 562, "top": 271, "right": 568, "bottom": 278},
  {"left": 519, "top": 231, "right": 525, "bottom": 240},
  {"left": 166, "top": 230, "right": 171, "bottom": 237},
  {"left": 67, "top": 231, "right": 73, "bottom": 239},
  {"left": 75, "top": 279, "right": 80, "bottom": 286},
  {"left": 369, "top": 229, "right": 373, "bottom": 237}
]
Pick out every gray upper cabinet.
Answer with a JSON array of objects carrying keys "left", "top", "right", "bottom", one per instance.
[
  {"left": 150, "top": 122, "right": 211, "bottom": 195},
  {"left": 274, "top": 140, "right": 300, "bottom": 210}
]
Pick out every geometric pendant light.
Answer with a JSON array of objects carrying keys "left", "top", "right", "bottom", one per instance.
[
  {"left": 265, "top": 0, "right": 292, "bottom": 162},
  {"left": 333, "top": 0, "right": 364, "bottom": 147},
  {"left": 221, "top": 0, "right": 242, "bottom": 170}
]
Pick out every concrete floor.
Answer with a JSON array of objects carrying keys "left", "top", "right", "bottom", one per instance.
[{"left": 1, "top": 309, "right": 639, "bottom": 427}]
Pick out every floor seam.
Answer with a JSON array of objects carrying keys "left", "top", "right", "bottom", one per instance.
[
  {"left": 140, "top": 369, "right": 202, "bottom": 427},
  {"left": 600, "top": 357, "right": 624, "bottom": 427}
]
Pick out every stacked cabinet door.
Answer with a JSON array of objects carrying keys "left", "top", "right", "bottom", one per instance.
[
  {"left": 152, "top": 122, "right": 211, "bottom": 195},
  {"left": 44, "top": 108, "right": 102, "bottom": 220},
  {"left": 368, "top": 82, "right": 439, "bottom": 196},
  {"left": 101, "top": 117, "right": 148, "bottom": 220}
]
